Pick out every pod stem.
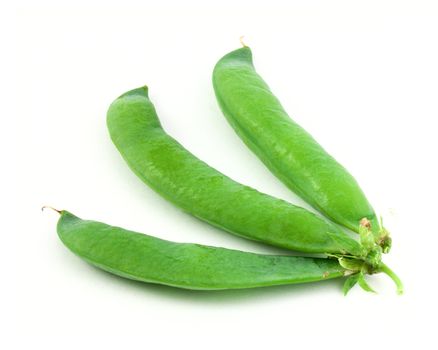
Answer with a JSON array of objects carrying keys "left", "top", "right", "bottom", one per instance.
[
  {"left": 42, "top": 205, "right": 62, "bottom": 214},
  {"left": 379, "top": 263, "right": 403, "bottom": 295},
  {"left": 239, "top": 36, "right": 248, "bottom": 47}
]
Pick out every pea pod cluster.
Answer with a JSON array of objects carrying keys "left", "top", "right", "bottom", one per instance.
[{"left": 50, "top": 43, "right": 402, "bottom": 295}]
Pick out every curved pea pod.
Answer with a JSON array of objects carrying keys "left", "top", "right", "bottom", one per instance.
[
  {"left": 55, "top": 210, "right": 347, "bottom": 290},
  {"left": 212, "top": 46, "right": 390, "bottom": 251},
  {"left": 107, "top": 86, "right": 361, "bottom": 256}
]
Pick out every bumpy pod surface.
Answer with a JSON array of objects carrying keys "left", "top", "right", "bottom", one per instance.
[
  {"left": 213, "top": 47, "right": 379, "bottom": 234},
  {"left": 57, "top": 211, "right": 346, "bottom": 290},
  {"left": 107, "top": 87, "right": 361, "bottom": 255}
]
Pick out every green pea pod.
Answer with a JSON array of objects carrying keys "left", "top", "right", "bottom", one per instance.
[
  {"left": 213, "top": 46, "right": 390, "bottom": 251},
  {"left": 107, "top": 86, "right": 361, "bottom": 256},
  {"left": 55, "top": 210, "right": 347, "bottom": 290}
]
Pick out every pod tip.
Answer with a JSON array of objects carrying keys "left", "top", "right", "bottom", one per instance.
[
  {"left": 42, "top": 205, "right": 62, "bottom": 214},
  {"left": 239, "top": 36, "right": 248, "bottom": 47},
  {"left": 118, "top": 86, "right": 149, "bottom": 99}
]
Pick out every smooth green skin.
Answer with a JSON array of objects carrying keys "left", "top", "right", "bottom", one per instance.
[
  {"left": 213, "top": 47, "right": 379, "bottom": 234},
  {"left": 107, "top": 87, "right": 362, "bottom": 256},
  {"left": 57, "top": 211, "right": 347, "bottom": 290}
]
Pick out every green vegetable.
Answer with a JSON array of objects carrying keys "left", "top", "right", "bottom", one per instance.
[
  {"left": 55, "top": 209, "right": 347, "bottom": 290},
  {"left": 107, "top": 86, "right": 363, "bottom": 256},
  {"left": 212, "top": 46, "right": 391, "bottom": 252}
]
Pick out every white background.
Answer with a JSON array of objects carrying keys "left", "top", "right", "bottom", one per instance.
[{"left": 9, "top": 0, "right": 438, "bottom": 348}]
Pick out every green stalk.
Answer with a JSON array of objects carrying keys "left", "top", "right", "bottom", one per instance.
[{"left": 379, "top": 263, "right": 404, "bottom": 295}]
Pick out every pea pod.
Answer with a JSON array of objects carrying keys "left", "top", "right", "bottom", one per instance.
[
  {"left": 55, "top": 209, "right": 347, "bottom": 290},
  {"left": 107, "top": 86, "right": 362, "bottom": 256},
  {"left": 212, "top": 46, "right": 390, "bottom": 251}
]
